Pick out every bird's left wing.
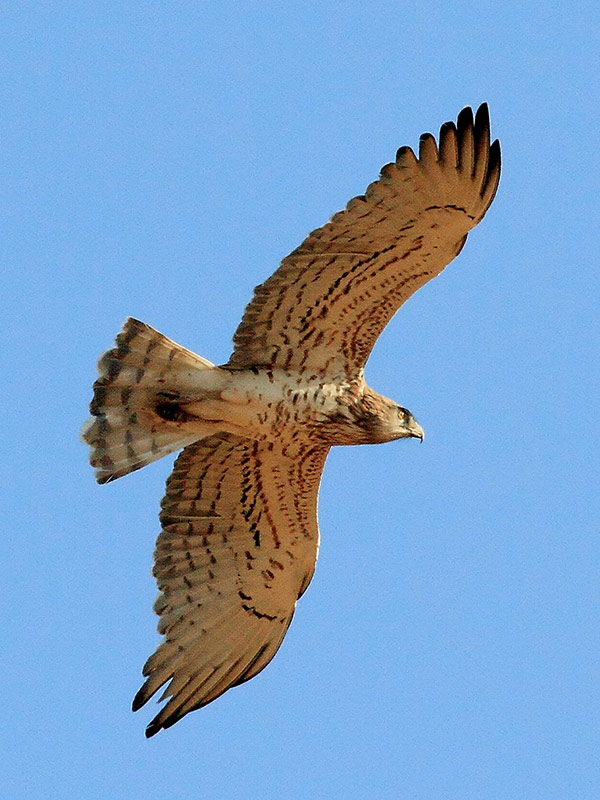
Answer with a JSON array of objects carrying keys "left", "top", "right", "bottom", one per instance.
[
  {"left": 229, "top": 104, "right": 500, "bottom": 379},
  {"left": 133, "top": 434, "right": 329, "bottom": 736}
]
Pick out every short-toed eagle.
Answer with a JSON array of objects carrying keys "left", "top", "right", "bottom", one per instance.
[{"left": 82, "top": 104, "right": 500, "bottom": 736}]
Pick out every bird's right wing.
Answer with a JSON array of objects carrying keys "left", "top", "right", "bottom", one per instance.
[
  {"left": 133, "top": 433, "right": 329, "bottom": 736},
  {"left": 229, "top": 104, "right": 500, "bottom": 380}
]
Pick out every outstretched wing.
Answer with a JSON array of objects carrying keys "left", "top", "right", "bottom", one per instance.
[
  {"left": 133, "top": 434, "right": 329, "bottom": 737},
  {"left": 229, "top": 104, "right": 500, "bottom": 379}
]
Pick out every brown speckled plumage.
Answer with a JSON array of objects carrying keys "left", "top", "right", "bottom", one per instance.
[{"left": 81, "top": 105, "right": 500, "bottom": 736}]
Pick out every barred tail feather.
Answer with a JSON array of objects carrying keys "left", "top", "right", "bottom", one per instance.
[{"left": 81, "top": 318, "right": 217, "bottom": 484}]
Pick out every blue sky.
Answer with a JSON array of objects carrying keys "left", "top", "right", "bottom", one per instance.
[{"left": 2, "top": 2, "right": 599, "bottom": 798}]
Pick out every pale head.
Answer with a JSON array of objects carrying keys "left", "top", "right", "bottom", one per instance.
[
  {"left": 367, "top": 394, "right": 425, "bottom": 444},
  {"left": 322, "top": 387, "right": 424, "bottom": 446}
]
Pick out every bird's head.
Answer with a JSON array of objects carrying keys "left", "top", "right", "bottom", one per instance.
[
  {"left": 332, "top": 388, "right": 425, "bottom": 445},
  {"left": 379, "top": 400, "right": 425, "bottom": 444}
]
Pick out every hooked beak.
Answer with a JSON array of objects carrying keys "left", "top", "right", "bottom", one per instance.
[{"left": 408, "top": 419, "right": 425, "bottom": 442}]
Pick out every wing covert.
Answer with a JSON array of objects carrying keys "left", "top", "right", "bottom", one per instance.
[
  {"left": 134, "top": 434, "right": 329, "bottom": 736},
  {"left": 229, "top": 104, "right": 500, "bottom": 378}
]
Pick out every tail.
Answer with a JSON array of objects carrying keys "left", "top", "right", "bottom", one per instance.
[{"left": 81, "top": 318, "right": 218, "bottom": 483}]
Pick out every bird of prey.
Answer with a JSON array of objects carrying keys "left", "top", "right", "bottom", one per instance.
[{"left": 82, "top": 104, "right": 500, "bottom": 736}]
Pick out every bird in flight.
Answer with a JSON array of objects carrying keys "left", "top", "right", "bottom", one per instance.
[{"left": 82, "top": 104, "right": 500, "bottom": 736}]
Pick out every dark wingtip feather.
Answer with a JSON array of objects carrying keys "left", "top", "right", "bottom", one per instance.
[
  {"left": 439, "top": 120, "right": 457, "bottom": 137},
  {"left": 395, "top": 144, "right": 417, "bottom": 165},
  {"left": 489, "top": 138, "right": 501, "bottom": 172},
  {"left": 482, "top": 138, "right": 502, "bottom": 205},
  {"left": 132, "top": 685, "right": 148, "bottom": 713},
  {"left": 457, "top": 105, "right": 474, "bottom": 133},
  {"left": 145, "top": 710, "right": 182, "bottom": 737},
  {"left": 418, "top": 132, "right": 438, "bottom": 162},
  {"left": 145, "top": 720, "right": 161, "bottom": 738},
  {"left": 438, "top": 120, "right": 459, "bottom": 166},
  {"left": 475, "top": 102, "right": 490, "bottom": 128},
  {"left": 474, "top": 104, "right": 491, "bottom": 156}
]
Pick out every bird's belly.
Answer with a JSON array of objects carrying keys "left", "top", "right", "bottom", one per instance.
[{"left": 184, "top": 368, "right": 355, "bottom": 443}]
